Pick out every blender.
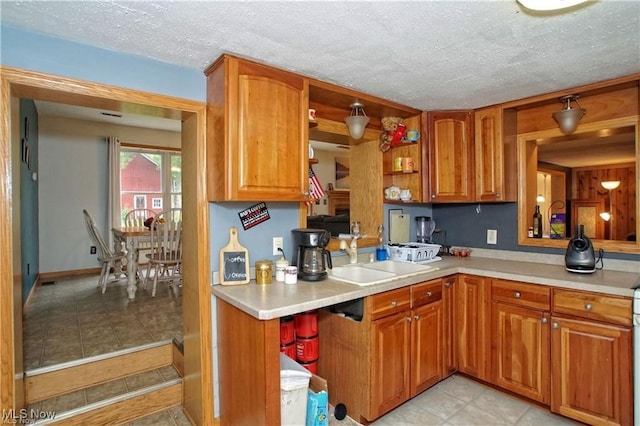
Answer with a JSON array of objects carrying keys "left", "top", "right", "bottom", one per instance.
[{"left": 415, "top": 216, "right": 435, "bottom": 243}]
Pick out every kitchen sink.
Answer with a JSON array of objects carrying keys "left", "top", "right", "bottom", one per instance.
[
  {"left": 328, "top": 266, "right": 397, "bottom": 286},
  {"left": 329, "top": 260, "right": 439, "bottom": 286}
]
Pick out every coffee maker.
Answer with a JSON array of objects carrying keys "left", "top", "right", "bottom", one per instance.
[{"left": 291, "top": 228, "right": 332, "bottom": 281}]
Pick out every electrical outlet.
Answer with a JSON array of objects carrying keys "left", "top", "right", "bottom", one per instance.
[
  {"left": 90, "top": 246, "right": 97, "bottom": 254},
  {"left": 487, "top": 229, "right": 497, "bottom": 245},
  {"left": 272, "top": 237, "right": 284, "bottom": 256}
]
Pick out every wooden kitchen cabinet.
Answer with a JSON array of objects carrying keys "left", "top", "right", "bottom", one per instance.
[
  {"left": 205, "top": 54, "right": 309, "bottom": 201},
  {"left": 423, "top": 111, "right": 474, "bottom": 202},
  {"left": 456, "top": 274, "right": 490, "bottom": 380},
  {"left": 442, "top": 276, "right": 457, "bottom": 378},
  {"left": 491, "top": 279, "right": 551, "bottom": 404},
  {"left": 319, "top": 280, "right": 445, "bottom": 423},
  {"left": 550, "top": 289, "right": 633, "bottom": 426}
]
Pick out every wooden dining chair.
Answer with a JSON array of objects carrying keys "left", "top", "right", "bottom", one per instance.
[
  {"left": 123, "top": 208, "right": 158, "bottom": 276},
  {"left": 144, "top": 208, "right": 182, "bottom": 297},
  {"left": 123, "top": 208, "right": 157, "bottom": 228},
  {"left": 83, "top": 209, "right": 128, "bottom": 293}
]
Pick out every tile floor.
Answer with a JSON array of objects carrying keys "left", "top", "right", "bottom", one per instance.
[
  {"left": 23, "top": 274, "right": 183, "bottom": 370},
  {"left": 368, "top": 375, "right": 582, "bottom": 426},
  {"left": 23, "top": 273, "right": 189, "bottom": 424}
]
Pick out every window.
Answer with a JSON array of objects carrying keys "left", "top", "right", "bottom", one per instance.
[{"left": 119, "top": 146, "right": 181, "bottom": 225}]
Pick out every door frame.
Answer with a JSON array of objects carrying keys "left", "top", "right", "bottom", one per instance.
[{"left": 0, "top": 66, "right": 213, "bottom": 424}]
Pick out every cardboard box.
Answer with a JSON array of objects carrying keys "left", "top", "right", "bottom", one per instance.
[{"left": 306, "top": 374, "right": 328, "bottom": 426}]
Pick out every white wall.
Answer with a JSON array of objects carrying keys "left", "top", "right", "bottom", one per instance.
[
  {"left": 310, "top": 148, "right": 350, "bottom": 216},
  {"left": 38, "top": 116, "right": 180, "bottom": 273}
]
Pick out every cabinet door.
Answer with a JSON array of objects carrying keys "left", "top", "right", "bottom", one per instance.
[
  {"left": 475, "top": 106, "right": 505, "bottom": 202},
  {"left": 492, "top": 303, "right": 549, "bottom": 404},
  {"left": 456, "top": 275, "right": 489, "bottom": 380},
  {"left": 425, "top": 111, "right": 474, "bottom": 202},
  {"left": 411, "top": 301, "right": 443, "bottom": 396},
  {"left": 233, "top": 60, "right": 308, "bottom": 200},
  {"left": 370, "top": 311, "right": 411, "bottom": 420},
  {"left": 442, "top": 276, "right": 457, "bottom": 377},
  {"left": 550, "top": 316, "right": 632, "bottom": 426}
]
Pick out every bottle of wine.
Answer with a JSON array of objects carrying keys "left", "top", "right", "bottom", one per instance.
[{"left": 533, "top": 205, "right": 543, "bottom": 238}]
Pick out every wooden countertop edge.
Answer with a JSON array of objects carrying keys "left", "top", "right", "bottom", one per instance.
[{"left": 211, "top": 257, "right": 640, "bottom": 320}]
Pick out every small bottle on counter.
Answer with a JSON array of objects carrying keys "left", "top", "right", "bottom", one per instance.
[
  {"left": 376, "top": 224, "right": 387, "bottom": 261},
  {"left": 255, "top": 260, "right": 273, "bottom": 284},
  {"left": 275, "top": 257, "right": 289, "bottom": 282}
]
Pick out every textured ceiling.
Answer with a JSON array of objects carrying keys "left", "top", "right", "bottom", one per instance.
[{"left": 2, "top": 0, "right": 639, "bottom": 111}]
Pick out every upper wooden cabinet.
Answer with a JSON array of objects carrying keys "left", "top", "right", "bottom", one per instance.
[
  {"left": 205, "top": 55, "right": 309, "bottom": 201},
  {"left": 474, "top": 106, "right": 517, "bottom": 202},
  {"left": 424, "top": 111, "right": 475, "bottom": 202}
]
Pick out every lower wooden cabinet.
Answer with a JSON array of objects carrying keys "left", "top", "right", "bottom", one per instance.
[
  {"left": 442, "top": 276, "right": 457, "bottom": 378},
  {"left": 456, "top": 275, "right": 490, "bottom": 380},
  {"left": 319, "top": 279, "right": 445, "bottom": 423}
]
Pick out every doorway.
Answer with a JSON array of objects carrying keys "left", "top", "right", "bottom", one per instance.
[{"left": 0, "top": 68, "right": 212, "bottom": 423}]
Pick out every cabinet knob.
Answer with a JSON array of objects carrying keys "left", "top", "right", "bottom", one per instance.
[
  {"left": 513, "top": 291, "right": 521, "bottom": 299},
  {"left": 414, "top": 315, "right": 420, "bottom": 321},
  {"left": 391, "top": 301, "right": 397, "bottom": 307},
  {"left": 426, "top": 291, "right": 432, "bottom": 297},
  {"left": 541, "top": 317, "right": 548, "bottom": 324},
  {"left": 444, "top": 282, "right": 452, "bottom": 288},
  {"left": 431, "top": 194, "right": 436, "bottom": 199},
  {"left": 552, "top": 322, "right": 559, "bottom": 329},
  {"left": 496, "top": 193, "right": 501, "bottom": 198},
  {"left": 407, "top": 317, "right": 412, "bottom": 322},
  {"left": 584, "top": 303, "right": 592, "bottom": 311}
]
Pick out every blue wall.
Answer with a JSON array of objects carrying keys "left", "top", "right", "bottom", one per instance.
[{"left": 20, "top": 100, "right": 39, "bottom": 302}]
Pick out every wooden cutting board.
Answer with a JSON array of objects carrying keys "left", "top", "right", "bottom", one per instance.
[
  {"left": 389, "top": 213, "right": 411, "bottom": 243},
  {"left": 219, "top": 227, "right": 250, "bottom": 285}
]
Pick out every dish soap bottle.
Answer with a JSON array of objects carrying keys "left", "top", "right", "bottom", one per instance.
[
  {"left": 376, "top": 225, "right": 387, "bottom": 260},
  {"left": 533, "top": 205, "right": 543, "bottom": 238}
]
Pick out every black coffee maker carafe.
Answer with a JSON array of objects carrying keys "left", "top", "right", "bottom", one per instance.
[{"left": 291, "top": 228, "right": 332, "bottom": 281}]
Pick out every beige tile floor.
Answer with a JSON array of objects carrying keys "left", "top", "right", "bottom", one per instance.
[
  {"left": 369, "top": 375, "right": 583, "bottom": 426},
  {"left": 23, "top": 273, "right": 189, "bottom": 424}
]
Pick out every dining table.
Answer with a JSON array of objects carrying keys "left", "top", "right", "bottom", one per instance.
[{"left": 112, "top": 226, "right": 152, "bottom": 299}]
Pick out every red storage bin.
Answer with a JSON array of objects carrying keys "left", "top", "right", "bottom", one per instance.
[
  {"left": 294, "top": 310, "right": 318, "bottom": 338},
  {"left": 296, "top": 335, "right": 319, "bottom": 362},
  {"left": 299, "top": 359, "right": 318, "bottom": 375},
  {"left": 280, "top": 316, "right": 295, "bottom": 345},
  {"left": 280, "top": 341, "right": 296, "bottom": 359}
]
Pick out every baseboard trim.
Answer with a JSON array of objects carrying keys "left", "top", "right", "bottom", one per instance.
[{"left": 38, "top": 268, "right": 102, "bottom": 281}]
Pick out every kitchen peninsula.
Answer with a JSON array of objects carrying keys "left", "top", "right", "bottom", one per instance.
[{"left": 212, "top": 256, "right": 639, "bottom": 426}]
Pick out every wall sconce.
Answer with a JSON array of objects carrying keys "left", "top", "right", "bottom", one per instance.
[
  {"left": 552, "top": 95, "right": 586, "bottom": 135},
  {"left": 344, "top": 102, "right": 370, "bottom": 140}
]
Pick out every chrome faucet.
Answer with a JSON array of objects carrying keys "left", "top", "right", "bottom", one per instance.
[{"left": 340, "top": 237, "right": 358, "bottom": 264}]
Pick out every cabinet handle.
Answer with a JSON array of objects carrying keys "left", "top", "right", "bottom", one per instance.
[
  {"left": 391, "top": 301, "right": 397, "bottom": 307},
  {"left": 513, "top": 291, "right": 521, "bottom": 299},
  {"left": 414, "top": 315, "right": 420, "bottom": 321},
  {"left": 407, "top": 317, "right": 412, "bottom": 322},
  {"left": 584, "top": 303, "right": 592, "bottom": 311},
  {"left": 444, "top": 282, "right": 452, "bottom": 288},
  {"left": 552, "top": 322, "right": 559, "bottom": 329},
  {"left": 426, "top": 291, "right": 432, "bottom": 297},
  {"left": 541, "top": 317, "right": 548, "bottom": 324}
]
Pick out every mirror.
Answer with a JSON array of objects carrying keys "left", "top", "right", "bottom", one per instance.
[{"left": 518, "top": 117, "right": 639, "bottom": 254}]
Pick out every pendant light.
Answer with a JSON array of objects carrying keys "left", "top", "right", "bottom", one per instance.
[
  {"left": 553, "top": 95, "right": 586, "bottom": 135},
  {"left": 344, "top": 102, "right": 370, "bottom": 140}
]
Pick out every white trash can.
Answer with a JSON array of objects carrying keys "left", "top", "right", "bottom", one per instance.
[{"left": 280, "top": 353, "right": 312, "bottom": 426}]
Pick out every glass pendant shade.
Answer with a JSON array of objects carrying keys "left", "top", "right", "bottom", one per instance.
[
  {"left": 601, "top": 180, "right": 620, "bottom": 190},
  {"left": 552, "top": 95, "right": 586, "bottom": 135},
  {"left": 344, "top": 102, "right": 370, "bottom": 139}
]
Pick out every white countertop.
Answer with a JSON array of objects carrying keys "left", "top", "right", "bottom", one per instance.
[{"left": 211, "top": 256, "right": 640, "bottom": 320}]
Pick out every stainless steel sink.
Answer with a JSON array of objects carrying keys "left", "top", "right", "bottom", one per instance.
[{"left": 329, "top": 260, "right": 439, "bottom": 286}]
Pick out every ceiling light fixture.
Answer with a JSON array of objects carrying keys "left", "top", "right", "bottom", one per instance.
[
  {"left": 552, "top": 95, "right": 586, "bottom": 135},
  {"left": 344, "top": 102, "right": 370, "bottom": 140},
  {"left": 516, "top": 0, "right": 592, "bottom": 11}
]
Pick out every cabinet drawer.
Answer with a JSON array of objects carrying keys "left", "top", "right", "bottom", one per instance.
[
  {"left": 553, "top": 289, "right": 632, "bottom": 326},
  {"left": 370, "top": 287, "right": 411, "bottom": 321},
  {"left": 491, "top": 279, "right": 550, "bottom": 311},
  {"left": 411, "top": 280, "right": 442, "bottom": 308}
]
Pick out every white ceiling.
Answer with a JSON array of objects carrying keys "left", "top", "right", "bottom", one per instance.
[{"left": 2, "top": 0, "right": 639, "bottom": 112}]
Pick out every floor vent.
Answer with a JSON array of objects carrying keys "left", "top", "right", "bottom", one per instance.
[{"left": 40, "top": 281, "right": 55, "bottom": 286}]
